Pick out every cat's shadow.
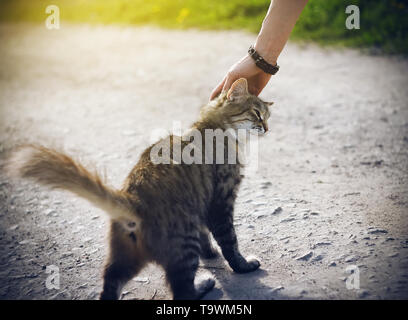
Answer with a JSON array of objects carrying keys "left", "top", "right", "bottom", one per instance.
[{"left": 199, "top": 257, "right": 280, "bottom": 300}]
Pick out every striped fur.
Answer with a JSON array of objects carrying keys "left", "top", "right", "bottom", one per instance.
[{"left": 6, "top": 78, "right": 272, "bottom": 300}]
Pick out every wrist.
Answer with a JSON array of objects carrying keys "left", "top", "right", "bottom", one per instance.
[
  {"left": 254, "top": 38, "right": 278, "bottom": 66},
  {"left": 248, "top": 45, "right": 279, "bottom": 75}
]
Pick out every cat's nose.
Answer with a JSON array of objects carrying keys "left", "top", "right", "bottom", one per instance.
[{"left": 262, "top": 121, "right": 268, "bottom": 132}]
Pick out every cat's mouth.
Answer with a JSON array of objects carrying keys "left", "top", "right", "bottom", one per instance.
[
  {"left": 250, "top": 120, "right": 269, "bottom": 135},
  {"left": 252, "top": 126, "right": 267, "bottom": 135}
]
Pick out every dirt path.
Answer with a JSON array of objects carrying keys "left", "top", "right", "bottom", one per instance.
[{"left": 0, "top": 23, "right": 407, "bottom": 300}]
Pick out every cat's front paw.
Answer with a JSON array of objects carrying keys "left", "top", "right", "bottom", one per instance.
[{"left": 231, "top": 256, "right": 260, "bottom": 273}]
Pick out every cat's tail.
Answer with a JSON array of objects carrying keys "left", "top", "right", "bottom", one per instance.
[{"left": 6, "top": 144, "right": 138, "bottom": 222}]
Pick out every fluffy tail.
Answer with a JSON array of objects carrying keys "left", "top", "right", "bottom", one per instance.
[{"left": 6, "top": 144, "right": 137, "bottom": 222}]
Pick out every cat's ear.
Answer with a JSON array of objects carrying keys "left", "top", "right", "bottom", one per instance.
[{"left": 227, "top": 78, "right": 248, "bottom": 101}]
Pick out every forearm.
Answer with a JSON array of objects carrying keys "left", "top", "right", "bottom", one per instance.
[
  {"left": 209, "top": 0, "right": 308, "bottom": 99},
  {"left": 254, "top": 0, "right": 308, "bottom": 65}
]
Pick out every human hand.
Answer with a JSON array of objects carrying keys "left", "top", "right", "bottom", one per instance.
[{"left": 210, "top": 55, "right": 271, "bottom": 100}]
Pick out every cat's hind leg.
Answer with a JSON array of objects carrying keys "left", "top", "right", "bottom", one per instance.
[
  {"left": 100, "top": 221, "right": 146, "bottom": 300},
  {"left": 199, "top": 231, "right": 218, "bottom": 259},
  {"left": 165, "top": 236, "right": 215, "bottom": 299}
]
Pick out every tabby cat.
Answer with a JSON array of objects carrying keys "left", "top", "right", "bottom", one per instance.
[{"left": 7, "top": 78, "right": 272, "bottom": 300}]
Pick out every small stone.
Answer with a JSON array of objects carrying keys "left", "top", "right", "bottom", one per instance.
[
  {"left": 76, "top": 283, "right": 88, "bottom": 289},
  {"left": 120, "top": 290, "right": 132, "bottom": 299},
  {"left": 345, "top": 255, "right": 358, "bottom": 263},
  {"left": 368, "top": 228, "right": 388, "bottom": 234},
  {"left": 44, "top": 209, "right": 56, "bottom": 216},
  {"left": 269, "top": 286, "right": 284, "bottom": 293},
  {"left": 272, "top": 207, "right": 283, "bottom": 215},
  {"left": 312, "top": 242, "right": 332, "bottom": 249},
  {"left": 328, "top": 261, "right": 336, "bottom": 267},
  {"left": 60, "top": 252, "right": 73, "bottom": 259},
  {"left": 133, "top": 277, "right": 149, "bottom": 284},
  {"left": 296, "top": 251, "right": 313, "bottom": 261},
  {"left": 343, "top": 192, "right": 361, "bottom": 197}
]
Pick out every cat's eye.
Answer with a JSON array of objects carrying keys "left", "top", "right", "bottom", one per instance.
[{"left": 253, "top": 109, "right": 261, "bottom": 120}]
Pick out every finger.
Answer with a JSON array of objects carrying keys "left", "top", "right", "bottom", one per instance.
[
  {"left": 210, "top": 78, "right": 226, "bottom": 100},
  {"left": 221, "top": 73, "right": 237, "bottom": 93}
]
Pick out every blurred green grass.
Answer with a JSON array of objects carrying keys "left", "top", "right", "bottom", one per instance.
[{"left": 0, "top": 0, "right": 407, "bottom": 54}]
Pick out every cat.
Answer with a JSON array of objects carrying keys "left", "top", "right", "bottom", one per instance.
[{"left": 7, "top": 78, "right": 273, "bottom": 300}]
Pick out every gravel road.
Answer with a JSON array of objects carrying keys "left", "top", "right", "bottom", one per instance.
[{"left": 0, "top": 23, "right": 407, "bottom": 300}]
